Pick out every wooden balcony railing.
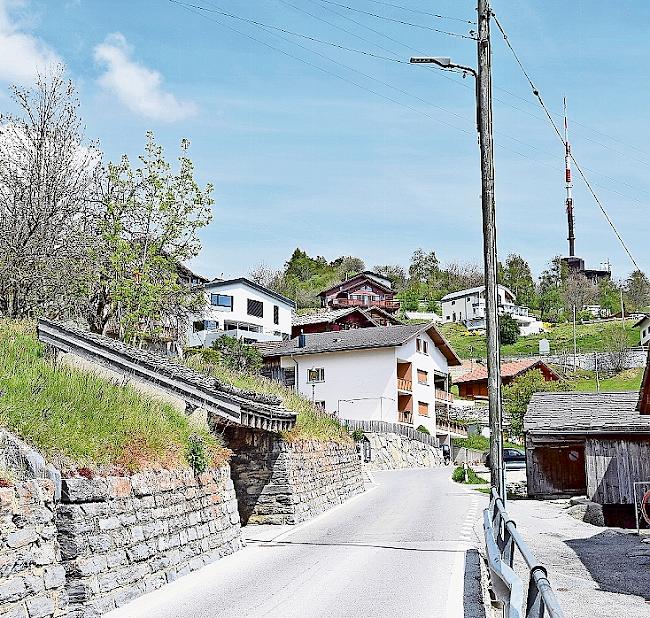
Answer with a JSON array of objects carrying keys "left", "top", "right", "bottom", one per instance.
[
  {"left": 330, "top": 298, "right": 401, "bottom": 310},
  {"left": 435, "top": 389, "right": 454, "bottom": 403},
  {"left": 397, "top": 378, "right": 412, "bottom": 392},
  {"left": 436, "top": 419, "right": 468, "bottom": 436},
  {"left": 398, "top": 410, "right": 413, "bottom": 424}
]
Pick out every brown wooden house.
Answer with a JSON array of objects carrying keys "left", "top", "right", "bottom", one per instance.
[
  {"left": 291, "top": 307, "right": 401, "bottom": 338},
  {"left": 454, "top": 358, "right": 560, "bottom": 400},
  {"left": 318, "top": 271, "right": 400, "bottom": 313}
]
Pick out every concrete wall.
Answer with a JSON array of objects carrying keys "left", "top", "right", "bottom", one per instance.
[
  {"left": 223, "top": 427, "right": 364, "bottom": 525},
  {"left": 56, "top": 467, "right": 241, "bottom": 617},
  {"left": 364, "top": 432, "right": 442, "bottom": 470},
  {"left": 0, "top": 479, "right": 67, "bottom": 618}
]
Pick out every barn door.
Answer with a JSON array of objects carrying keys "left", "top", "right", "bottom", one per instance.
[{"left": 536, "top": 444, "right": 586, "bottom": 495}]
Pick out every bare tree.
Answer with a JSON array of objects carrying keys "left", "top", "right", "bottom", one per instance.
[
  {"left": 602, "top": 323, "right": 629, "bottom": 373},
  {"left": 563, "top": 273, "right": 597, "bottom": 314},
  {"left": 249, "top": 263, "right": 282, "bottom": 290},
  {"left": 0, "top": 66, "right": 100, "bottom": 318}
]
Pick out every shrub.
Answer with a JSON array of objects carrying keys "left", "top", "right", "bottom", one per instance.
[
  {"left": 499, "top": 314, "right": 520, "bottom": 345},
  {"left": 452, "top": 466, "right": 466, "bottom": 482},
  {"left": 416, "top": 425, "right": 430, "bottom": 434},
  {"left": 210, "top": 336, "right": 262, "bottom": 372},
  {"left": 452, "top": 465, "right": 488, "bottom": 484},
  {"left": 351, "top": 429, "right": 365, "bottom": 442},
  {"left": 186, "top": 433, "right": 209, "bottom": 475}
]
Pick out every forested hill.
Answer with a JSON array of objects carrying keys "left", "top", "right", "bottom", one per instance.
[{"left": 249, "top": 248, "right": 650, "bottom": 320}]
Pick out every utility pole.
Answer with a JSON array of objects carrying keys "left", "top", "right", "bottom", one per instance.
[{"left": 477, "top": 0, "right": 505, "bottom": 503}]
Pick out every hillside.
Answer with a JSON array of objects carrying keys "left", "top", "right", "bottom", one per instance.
[{"left": 439, "top": 320, "right": 640, "bottom": 360}]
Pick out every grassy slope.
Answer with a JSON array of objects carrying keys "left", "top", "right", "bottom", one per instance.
[
  {"left": 439, "top": 320, "right": 640, "bottom": 359},
  {"left": 185, "top": 355, "right": 351, "bottom": 443},
  {"left": 0, "top": 321, "right": 224, "bottom": 473},
  {"left": 565, "top": 367, "right": 643, "bottom": 393}
]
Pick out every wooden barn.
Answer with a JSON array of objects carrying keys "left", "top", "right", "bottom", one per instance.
[
  {"left": 454, "top": 358, "right": 560, "bottom": 400},
  {"left": 524, "top": 391, "right": 650, "bottom": 517}
]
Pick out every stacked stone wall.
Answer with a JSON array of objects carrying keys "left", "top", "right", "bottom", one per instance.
[
  {"left": 56, "top": 467, "right": 241, "bottom": 617},
  {"left": 224, "top": 428, "right": 364, "bottom": 525},
  {"left": 365, "top": 432, "right": 442, "bottom": 470},
  {"left": 0, "top": 479, "right": 66, "bottom": 618}
]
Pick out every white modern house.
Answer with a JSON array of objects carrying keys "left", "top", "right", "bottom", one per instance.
[
  {"left": 259, "top": 322, "right": 462, "bottom": 437},
  {"left": 441, "top": 285, "right": 543, "bottom": 336},
  {"left": 185, "top": 278, "right": 295, "bottom": 348},
  {"left": 635, "top": 315, "right": 650, "bottom": 346}
]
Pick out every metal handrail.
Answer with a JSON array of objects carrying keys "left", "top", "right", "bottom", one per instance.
[{"left": 484, "top": 488, "right": 565, "bottom": 618}]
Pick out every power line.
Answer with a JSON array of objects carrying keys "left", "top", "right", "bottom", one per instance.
[
  {"left": 312, "top": 0, "right": 476, "bottom": 39},
  {"left": 360, "top": 0, "right": 475, "bottom": 24},
  {"left": 492, "top": 13, "right": 642, "bottom": 271}
]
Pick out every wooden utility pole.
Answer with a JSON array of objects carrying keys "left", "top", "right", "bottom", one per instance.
[{"left": 477, "top": 0, "right": 505, "bottom": 502}]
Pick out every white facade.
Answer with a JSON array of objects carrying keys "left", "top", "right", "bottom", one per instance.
[
  {"left": 637, "top": 315, "right": 650, "bottom": 346},
  {"left": 279, "top": 330, "right": 452, "bottom": 435},
  {"left": 185, "top": 278, "right": 294, "bottom": 348}
]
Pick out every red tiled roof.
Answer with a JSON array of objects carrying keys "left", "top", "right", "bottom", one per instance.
[{"left": 454, "top": 358, "right": 559, "bottom": 384}]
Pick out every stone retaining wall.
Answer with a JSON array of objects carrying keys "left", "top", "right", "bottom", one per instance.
[
  {"left": 56, "top": 467, "right": 241, "bottom": 617},
  {"left": 0, "top": 479, "right": 67, "bottom": 618},
  {"left": 365, "top": 432, "right": 442, "bottom": 470},
  {"left": 223, "top": 428, "right": 364, "bottom": 525}
]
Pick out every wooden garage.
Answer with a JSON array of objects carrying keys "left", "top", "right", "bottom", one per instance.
[{"left": 525, "top": 391, "right": 650, "bottom": 504}]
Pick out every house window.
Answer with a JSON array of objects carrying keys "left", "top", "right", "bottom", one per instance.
[
  {"left": 452, "top": 312, "right": 456, "bottom": 321},
  {"left": 315, "top": 401, "right": 326, "bottom": 410},
  {"left": 418, "top": 401, "right": 429, "bottom": 417},
  {"left": 308, "top": 368, "right": 325, "bottom": 383},
  {"left": 193, "top": 320, "right": 217, "bottom": 332},
  {"left": 211, "top": 294, "right": 233, "bottom": 310},
  {"left": 247, "top": 299, "right": 264, "bottom": 318},
  {"left": 416, "top": 338, "right": 429, "bottom": 354},
  {"left": 273, "top": 305, "right": 279, "bottom": 325},
  {"left": 417, "top": 369, "right": 428, "bottom": 385}
]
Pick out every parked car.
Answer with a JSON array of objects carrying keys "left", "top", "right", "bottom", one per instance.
[{"left": 485, "top": 448, "right": 526, "bottom": 470}]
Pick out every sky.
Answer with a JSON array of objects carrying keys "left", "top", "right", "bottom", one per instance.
[{"left": 1, "top": 0, "right": 649, "bottom": 282}]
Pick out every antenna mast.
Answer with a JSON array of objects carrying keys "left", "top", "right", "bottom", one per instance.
[{"left": 564, "top": 97, "right": 576, "bottom": 257}]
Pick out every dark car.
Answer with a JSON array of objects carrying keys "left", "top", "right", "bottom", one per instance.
[{"left": 485, "top": 448, "right": 526, "bottom": 469}]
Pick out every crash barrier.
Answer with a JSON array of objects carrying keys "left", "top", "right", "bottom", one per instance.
[
  {"left": 484, "top": 488, "right": 565, "bottom": 618},
  {"left": 342, "top": 419, "right": 439, "bottom": 447}
]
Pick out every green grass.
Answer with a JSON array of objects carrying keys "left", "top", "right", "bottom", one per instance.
[
  {"left": 564, "top": 367, "right": 643, "bottom": 393},
  {"left": 185, "top": 355, "right": 351, "bottom": 444},
  {"left": 452, "top": 434, "right": 520, "bottom": 452},
  {"left": 0, "top": 321, "right": 224, "bottom": 474},
  {"left": 452, "top": 466, "right": 488, "bottom": 484},
  {"left": 439, "top": 320, "right": 640, "bottom": 359}
]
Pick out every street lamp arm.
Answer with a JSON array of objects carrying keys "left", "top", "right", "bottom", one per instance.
[{"left": 409, "top": 56, "right": 477, "bottom": 79}]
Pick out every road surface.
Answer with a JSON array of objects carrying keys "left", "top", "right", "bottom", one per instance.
[{"left": 107, "top": 468, "right": 487, "bottom": 618}]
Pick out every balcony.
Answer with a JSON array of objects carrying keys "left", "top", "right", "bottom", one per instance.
[
  {"left": 435, "top": 389, "right": 454, "bottom": 403},
  {"left": 398, "top": 410, "right": 413, "bottom": 424},
  {"left": 329, "top": 298, "right": 401, "bottom": 311},
  {"left": 436, "top": 418, "right": 468, "bottom": 437},
  {"left": 397, "top": 378, "right": 413, "bottom": 393}
]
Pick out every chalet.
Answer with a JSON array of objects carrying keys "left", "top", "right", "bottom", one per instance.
[
  {"left": 454, "top": 359, "right": 560, "bottom": 400},
  {"left": 258, "top": 322, "right": 461, "bottom": 438},
  {"left": 525, "top": 354, "right": 650, "bottom": 524},
  {"left": 291, "top": 307, "right": 401, "bottom": 337},
  {"left": 318, "top": 271, "right": 400, "bottom": 313}
]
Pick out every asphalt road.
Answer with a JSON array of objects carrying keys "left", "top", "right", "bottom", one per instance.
[{"left": 107, "top": 468, "right": 487, "bottom": 618}]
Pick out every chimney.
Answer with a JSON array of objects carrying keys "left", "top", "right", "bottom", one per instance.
[{"left": 298, "top": 334, "right": 307, "bottom": 348}]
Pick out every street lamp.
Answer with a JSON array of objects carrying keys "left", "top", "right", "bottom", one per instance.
[{"left": 409, "top": 56, "right": 476, "bottom": 78}]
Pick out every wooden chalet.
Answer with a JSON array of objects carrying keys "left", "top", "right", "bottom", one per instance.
[
  {"left": 454, "top": 358, "right": 560, "bottom": 400},
  {"left": 525, "top": 353, "right": 650, "bottom": 523},
  {"left": 318, "top": 271, "right": 400, "bottom": 313},
  {"left": 291, "top": 307, "right": 402, "bottom": 338}
]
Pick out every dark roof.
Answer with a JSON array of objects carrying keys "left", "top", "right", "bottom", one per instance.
[
  {"left": 177, "top": 263, "right": 209, "bottom": 284},
  {"left": 259, "top": 321, "right": 461, "bottom": 365},
  {"left": 525, "top": 391, "right": 650, "bottom": 435},
  {"left": 292, "top": 307, "right": 403, "bottom": 328},
  {"left": 318, "top": 271, "right": 393, "bottom": 297},
  {"left": 455, "top": 359, "right": 560, "bottom": 384},
  {"left": 200, "top": 278, "right": 295, "bottom": 308}
]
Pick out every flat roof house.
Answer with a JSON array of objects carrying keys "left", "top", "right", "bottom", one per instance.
[
  {"left": 186, "top": 278, "right": 295, "bottom": 348},
  {"left": 259, "top": 322, "right": 461, "bottom": 439}
]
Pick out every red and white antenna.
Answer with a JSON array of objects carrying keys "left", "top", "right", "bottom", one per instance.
[{"left": 564, "top": 97, "right": 576, "bottom": 257}]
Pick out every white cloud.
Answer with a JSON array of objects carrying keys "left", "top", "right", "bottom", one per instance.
[
  {"left": 94, "top": 32, "right": 196, "bottom": 122},
  {"left": 0, "top": 0, "right": 61, "bottom": 84}
]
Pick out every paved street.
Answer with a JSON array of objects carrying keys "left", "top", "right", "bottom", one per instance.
[{"left": 108, "top": 468, "right": 487, "bottom": 618}]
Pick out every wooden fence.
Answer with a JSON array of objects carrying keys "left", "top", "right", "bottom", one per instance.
[{"left": 342, "top": 419, "right": 439, "bottom": 447}]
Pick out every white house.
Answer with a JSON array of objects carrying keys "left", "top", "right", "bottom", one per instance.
[
  {"left": 635, "top": 315, "right": 650, "bottom": 346},
  {"left": 259, "top": 322, "right": 462, "bottom": 437},
  {"left": 185, "top": 278, "right": 295, "bottom": 348},
  {"left": 441, "top": 285, "right": 543, "bottom": 335}
]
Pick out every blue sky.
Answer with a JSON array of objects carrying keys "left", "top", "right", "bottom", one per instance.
[{"left": 2, "top": 0, "right": 649, "bottom": 281}]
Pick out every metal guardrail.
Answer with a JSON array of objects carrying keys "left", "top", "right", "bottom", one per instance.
[
  {"left": 484, "top": 488, "right": 565, "bottom": 618},
  {"left": 37, "top": 319, "right": 296, "bottom": 432},
  {"left": 342, "top": 419, "right": 439, "bottom": 447}
]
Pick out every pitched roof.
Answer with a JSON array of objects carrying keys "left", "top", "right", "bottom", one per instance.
[
  {"left": 440, "top": 284, "right": 514, "bottom": 302},
  {"left": 258, "top": 321, "right": 461, "bottom": 365},
  {"left": 199, "top": 277, "right": 296, "bottom": 308},
  {"left": 525, "top": 391, "right": 650, "bottom": 434},
  {"left": 634, "top": 314, "right": 650, "bottom": 328},
  {"left": 292, "top": 308, "right": 360, "bottom": 327},
  {"left": 454, "top": 359, "right": 560, "bottom": 384},
  {"left": 318, "top": 271, "right": 393, "bottom": 297}
]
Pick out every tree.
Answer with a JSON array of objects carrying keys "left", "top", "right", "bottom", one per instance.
[
  {"left": 597, "top": 278, "right": 620, "bottom": 316},
  {"left": 249, "top": 263, "right": 282, "bottom": 290},
  {"left": 538, "top": 256, "right": 568, "bottom": 321},
  {"left": 373, "top": 264, "right": 407, "bottom": 291},
  {"left": 500, "top": 254, "right": 536, "bottom": 308},
  {"left": 332, "top": 256, "right": 365, "bottom": 280},
  {"left": 503, "top": 369, "right": 563, "bottom": 437},
  {"left": 408, "top": 249, "right": 440, "bottom": 285},
  {"left": 602, "top": 323, "right": 629, "bottom": 373},
  {"left": 499, "top": 314, "right": 520, "bottom": 345},
  {"left": 625, "top": 269, "right": 650, "bottom": 311},
  {"left": 562, "top": 273, "right": 597, "bottom": 314},
  {"left": 0, "top": 67, "right": 100, "bottom": 318},
  {"left": 87, "top": 132, "right": 213, "bottom": 343},
  {"left": 211, "top": 336, "right": 262, "bottom": 372},
  {"left": 442, "top": 261, "right": 483, "bottom": 292}
]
